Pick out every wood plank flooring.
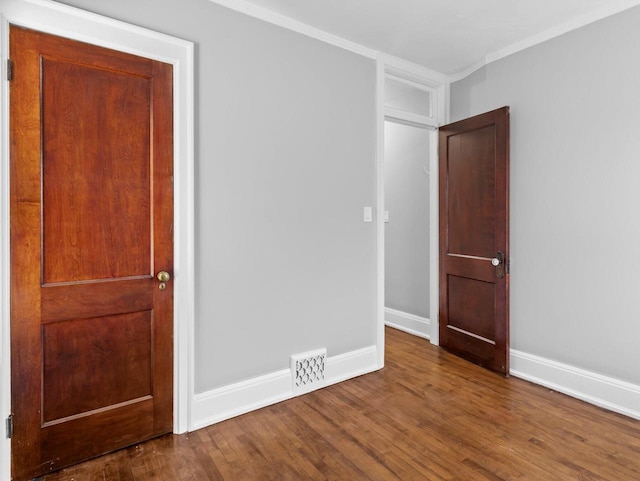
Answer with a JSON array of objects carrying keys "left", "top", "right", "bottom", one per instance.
[{"left": 44, "top": 327, "right": 640, "bottom": 480}]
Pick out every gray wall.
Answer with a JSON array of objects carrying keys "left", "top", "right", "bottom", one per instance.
[
  {"left": 384, "top": 121, "right": 430, "bottom": 318},
  {"left": 58, "top": 0, "right": 377, "bottom": 391},
  {"left": 451, "top": 5, "right": 640, "bottom": 385}
]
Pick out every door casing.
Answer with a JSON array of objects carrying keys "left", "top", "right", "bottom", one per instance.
[
  {"left": 377, "top": 58, "right": 449, "bottom": 355},
  {"left": 0, "top": 2, "right": 195, "bottom": 479}
]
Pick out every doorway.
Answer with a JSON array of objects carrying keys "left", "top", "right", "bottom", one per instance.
[
  {"left": 381, "top": 70, "right": 441, "bottom": 343},
  {"left": 384, "top": 120, "right": 432, "bottom": 337}
]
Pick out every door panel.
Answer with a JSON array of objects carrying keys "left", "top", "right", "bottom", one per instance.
[
  {"left": 42, "top": 57, "right": 152, "bottom": 283},
  {"left": 439, "top": 107, "right": 509, "bottom": 374},
  {"left": 42, "top": 311, "right": 153, "bottom": 423},
  {"left": 10, "top": 26, "right": 174, "bottom": 480},
  {"left": 447, "top": 276, "right": 495, "bottom": 340},
  {"left": 447, "top": 126, "right": 496, "bottom": 257}
]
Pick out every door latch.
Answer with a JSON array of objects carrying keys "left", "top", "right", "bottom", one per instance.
[
  {"left": 491, "top": 251, "right": 506, "bottom": 279},
  {"left": 6, "top": 414, "right": 13, "bottom": 439}
]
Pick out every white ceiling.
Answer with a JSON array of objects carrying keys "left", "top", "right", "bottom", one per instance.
[{"left": 223, "top": 0, "right": 640, "bottom": 77}]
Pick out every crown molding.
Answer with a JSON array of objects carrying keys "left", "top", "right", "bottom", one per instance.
[
  {"left": 452, "top": 0, "right": 640, "bottom": 82},
  {"left": 449, "top": 57, "right": 486, "bottom": 83},
  {"left": 207, "top": 0, "right": 377, "bottom": 59}
]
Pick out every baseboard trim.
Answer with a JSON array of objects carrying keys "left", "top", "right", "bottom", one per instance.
[
  {"left": 384, "top": 307, "right": 430, "bottom": 340},
  {"left": 510, "top": 349, "right": 640, "bottom": 421},
  {"left": 326, "top": 345, "right": 379, "bottom": 384},
  {"left": 192, "top": 345, "right": 379, "bottom": 431}
]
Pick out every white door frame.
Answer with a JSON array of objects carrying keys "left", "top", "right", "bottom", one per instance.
[
  {"left": 0, "top": 1, "right": 195, "bottom": 478},
  {"left": 377, "top": 54, "right": 449, "bottom": 348}
]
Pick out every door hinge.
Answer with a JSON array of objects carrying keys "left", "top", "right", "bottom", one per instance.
[
  {"left": 7, "top": 59, "right": 14, "bottom": 81},
  {"left": 6, "top": 414, "right": 13, "bottom": 439}
]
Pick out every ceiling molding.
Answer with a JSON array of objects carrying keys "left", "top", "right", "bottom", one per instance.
[
  {"left": 208, "top": 0, "right": 377, "bottom": 60},
  {"left": 209, "top": 0, "right": 640, "bottom": 87},
  {"left": 449, "top": 58, "right": 487, "bottom": 84},
  {"left": 451, "top": 0, "right": 640, "bottom": 82}
]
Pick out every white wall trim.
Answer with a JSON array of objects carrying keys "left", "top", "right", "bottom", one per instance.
[
  {"left": 192, "top": 369, "right": 293, "bottom": 430},
  {"left": 384, "top": 107, "right": 438, "bottom": 130},
  {"left": 451, "top": 0, "right": 640, "bottom": 82},
  {"left": 385, "top": 308, "right": 430, "bottom": 340},
  {"left": 382, "top": 53, "right": 449, "bottom": 86},
  {"left": 0, "top": 2, "right": 195, "bottom": 478},
  {"left": 192, "top": 346, "right": 378, "bottom": 430},
  {"left": 0, "top": 18, "right": 10, "bottom": 481},
  {"left": 511, "top": 350, "right": 640, "bottom": 421},
  {"left": 326, "top": 346, "right": 378, "bottom": 384},
  {"left": 449, "top": 58, "right": 487, "bottom": 83},
  {"left": 428, "top": 128, "right": 440, "bottom": 344},
  {"left": 375, "top": 54, "right": 386, "bottom": 369},
  {"left": 207, "top": 0, "right": 377, "bottom": 60}
]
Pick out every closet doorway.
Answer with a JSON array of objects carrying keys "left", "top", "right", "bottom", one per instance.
[
  {"left": 382, "top": 72, "right": 439, "bottom": 342},
  {"left": 384, "top": 121, "right": 432, "bottom": 336}
]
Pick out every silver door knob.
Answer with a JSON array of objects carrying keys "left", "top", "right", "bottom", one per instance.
[{"left": 491, "top": 258, "right": 500, "bottom": 267}]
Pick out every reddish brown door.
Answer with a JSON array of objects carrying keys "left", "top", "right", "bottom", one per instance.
[
  {"left": 10, "top": 27, "right": 174, "bottom": 480},
  {"left": 438, "top": 107, "right": 509, "bottom": 374}
]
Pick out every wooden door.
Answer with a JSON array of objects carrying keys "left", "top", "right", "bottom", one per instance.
[
  {"left": 10, "top": 26, "right": 174, "bottom": 480},
  {"left": 438, "top": 107, "right": 509, "bottom": 374}
]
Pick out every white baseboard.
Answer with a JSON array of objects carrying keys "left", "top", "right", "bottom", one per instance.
[
  {"left": 325, "top": 345, "right": 378, "bottom": 384},
  {"left": 383, "top": 319, "right": 640, "bottom": 421},
  {"left": 385, "top": 307, "right": 430, "bottom": 340},
  {"left": 192, "top": 339, "right": 640, "bottom": 433},
  {"left": 192, "top": 345, "right": 379, "bottom": 431},
  {"left": 510, "top": 350, "right": 640, "bottom": 421}
]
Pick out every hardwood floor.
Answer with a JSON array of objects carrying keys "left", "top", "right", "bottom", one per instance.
[{"left": 44, "top": 327, "right": 640, "bottom": 480}]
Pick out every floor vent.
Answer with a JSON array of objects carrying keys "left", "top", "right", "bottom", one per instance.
[{"left": 291, "top": 349, "right": 326, "bottom": 395}]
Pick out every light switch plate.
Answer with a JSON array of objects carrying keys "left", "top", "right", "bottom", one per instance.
[{"left": 363, "top": 206, "right": 373, "bottom": 223}]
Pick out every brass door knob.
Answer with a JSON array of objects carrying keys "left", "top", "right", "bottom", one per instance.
[{"left": 157, "top": 271, "right": 171, "bottom": 282}]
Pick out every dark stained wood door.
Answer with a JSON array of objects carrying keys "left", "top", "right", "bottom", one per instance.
[
  {"left": 10, "top": 26, "right": 174, "bottom": 480},
  {"left": 438, "top": 107, "right": 509, "bottom": 374}
]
